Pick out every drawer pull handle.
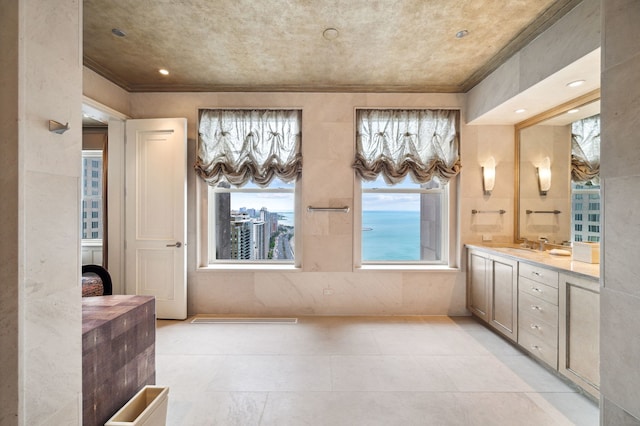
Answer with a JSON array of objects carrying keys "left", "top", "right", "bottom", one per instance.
[
  {"left": 531, "top": 271, "right": 542, "bottom": 277},
  {"left": 532, "top": 287, "right": 542, "bottom": 293},
  {"left": 531, "top": 305, "right": 542, "bottom": 311},
  {"left": 531, "top": 345, "right": 542, "bottom": 351},
  {"left": 530, "top": 324, "right": 541, "bottom": 330}
]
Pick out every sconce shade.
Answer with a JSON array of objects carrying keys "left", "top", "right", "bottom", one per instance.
[
  {"left": 537, "top": 157, "right": 552, "bottom": 195},
  {"left": 482, "top": 156, "right": 496, "bottom": 195}
]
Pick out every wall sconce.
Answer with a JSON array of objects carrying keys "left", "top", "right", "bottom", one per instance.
[
  {"left": 482, "top": 156, "right": 496, "bottom": 195},
  {"left": 537, "top": 156, "right": 551, "bottom": 196}
]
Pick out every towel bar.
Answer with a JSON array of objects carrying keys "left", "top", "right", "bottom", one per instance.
[
  {"left": 307, "top": 206, "right": 350, "bottom": 213},
  {"left": 472, "top": 209, "right": 506, "bottom": 214},
  {"left": 526, "top": 209, "right": 561, "bottom": 214}
]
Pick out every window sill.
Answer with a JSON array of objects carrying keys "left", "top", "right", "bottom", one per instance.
[
  {"left": 197, "top": 264, "right": 300, "bottom": 272},
  {"left": 357, "top": 264, "right": 459, "bottom": 272}
]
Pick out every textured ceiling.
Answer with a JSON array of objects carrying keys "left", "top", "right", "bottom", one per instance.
[{"left": 83, "top": 0, "right": 580, "bottom": 93}]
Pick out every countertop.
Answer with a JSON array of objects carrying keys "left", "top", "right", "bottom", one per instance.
[
  {"left": 82, "top": 294, "right": 155, "bottom": 335},
  {"left": 465, "top": 243, "right": 600, "bottom": 280}
]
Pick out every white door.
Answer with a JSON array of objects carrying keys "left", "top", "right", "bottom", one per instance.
[{"left": 125, "top": 118, "right": 187, "bottom": 319}]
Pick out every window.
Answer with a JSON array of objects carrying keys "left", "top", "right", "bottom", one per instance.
[
  {"left": 207, "top": 179, "right": 294, "bottom": 262},
  {"left": 361, "top": 176, "right": 448, "bottom": 262},
  {"left": 354, "top": 109, "right": 459, "bottom": 264},
  {"left": 571, "top": 181, "right": 600, "bottom": 243},
  {"left": 81, "top": 151, "right": 103, "bottom": 240},
  {"left": 196, "top": 109, "right": 302, "bottom": 265},
  {"left": 570, "top": 114, "right": 600, "bottom": 243}
]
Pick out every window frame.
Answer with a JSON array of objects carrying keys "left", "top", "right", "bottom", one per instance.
[
  {"left": 570, "top": 182, "right": 601, "bottom": 243},
  {"left": 354, "top": 175, "right": 458, "bottom": 269},
  {"left": 352, "top": 108, "right": 459, "bottom": 269},
  {"left": 198, "top": 178, "right": 302, "bottom": 269},
  {"left": 206, "top": 182, "right": 296, "bottom": 265},
  {"left": 196, "top": 108, "right": 303, "bottom": 269},
  {"left": 81, "top": 149, "right": 104, "bottom": 246}
]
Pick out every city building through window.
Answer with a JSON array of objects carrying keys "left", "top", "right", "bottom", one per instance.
[
  {"left": 196, "top": 109, "right": 301, "bottom": 264},
  {"left": 81, "top": 150, "right": 103, "bottom": 241}
]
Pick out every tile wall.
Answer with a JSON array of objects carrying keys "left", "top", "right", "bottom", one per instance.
[
  {"left": 125, "top": 91, "right": 514, "bottom": 316},
  {"left": 600, "top": 0, "right": 640, "bottom": 423},
  {"left": 0, "top": 0, "right": 83, "bottom": 425}
]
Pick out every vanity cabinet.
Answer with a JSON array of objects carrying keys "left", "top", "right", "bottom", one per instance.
[
  {"left": 465, "top": 245, "right": 600, "bottom": 398},
  {"left": 468, "top": 250, "right": 490, "bottom": 322},
  {"left": 558, "top": 272, "right": 600, "bottom": 398},
  {"left": 467, "top": 250, "right": 518, "bottom": 342},
  {"left": 517, "top": 263, "right": 559, "bottom": 369}
]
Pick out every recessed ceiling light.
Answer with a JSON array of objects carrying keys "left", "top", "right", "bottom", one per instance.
[
  {"left": 111, "top": 28, "right": 126, "bottom": 37},
  {"left": 568, "top": 109, "right": 580, "bottom": 114},
  {"left": 515, "top": 108, "right": 526, "bottom": 114},
  {"left": 159, "top": 69, "right": 169, "bottom": 76},
  {"left": 455, "top": 30, "right": 469, "bottom": 39},
  {"left": 567, "top": 80, "right": 585, "bottom": 88},
  {"left": 323, "top": 28, "right": 339, "bottom": 40}
]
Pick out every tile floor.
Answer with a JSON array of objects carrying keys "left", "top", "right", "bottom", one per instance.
[{"left": 156, "top": 316, "right": 599, "bottom": 425}]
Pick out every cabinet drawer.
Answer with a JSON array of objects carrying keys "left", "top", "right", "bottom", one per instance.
[
  {"left": 519, "top": 276, "right": 558, "bottom": 305},
  {"left": 519, "top": 291, "right": 558, "bottom": 325},
  {"left": 519, "top": 263, "right": 558, "bottom": 288},
  {"left": 519, "top": 329, "right": 558, "bottom": 369},
  {"left": 519, "top": 310, "right": 558, "bottom": 347}
]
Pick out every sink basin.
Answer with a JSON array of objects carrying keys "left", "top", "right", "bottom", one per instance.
[{"left": 499, "top": 247, "right": 539, "bottom": 254}]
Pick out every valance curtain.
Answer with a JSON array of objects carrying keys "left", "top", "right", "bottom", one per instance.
[
  {"left": 353, "top": 109, "right": 460, "bottom": 185},
  {"left": 195, "top": 109, "right": 302, "bottom": 187},
  {"left": 571, "top": 114, "right": 600, "bottom": 183}
]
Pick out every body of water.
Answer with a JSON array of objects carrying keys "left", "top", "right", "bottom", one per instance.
[
  {"left": 276, "top": 210, "right": 420, "bottom": 261},
  {"left": 362, "top": 210, "right": 420, "bottom": 261},
  {"left": 278, "top": 212, "right": 295, "bottom": 226}
]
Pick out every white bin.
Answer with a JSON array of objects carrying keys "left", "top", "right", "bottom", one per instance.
[
  {"left": 573, "top": 242, "right": 600, "bottom": 264},
  {"left": 105, "top": 386, "right": 169, "bottom": 426}
]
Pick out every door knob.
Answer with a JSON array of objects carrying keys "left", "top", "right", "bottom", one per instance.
[{"left": 166, "top": 242, "right": 182, "bottom": 248}]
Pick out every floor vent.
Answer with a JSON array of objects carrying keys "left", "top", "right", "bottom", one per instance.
[{"left": 191, "top": 317, "right": 298, "bottom": 324}]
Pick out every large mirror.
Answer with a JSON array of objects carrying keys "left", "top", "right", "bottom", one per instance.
[{"left": 515, "top": 90, "right": 600, "bottom": 245}]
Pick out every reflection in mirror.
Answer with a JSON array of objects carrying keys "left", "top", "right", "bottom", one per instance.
[{"left": 515, "top": 90, "right": 600, "bottom": 245}]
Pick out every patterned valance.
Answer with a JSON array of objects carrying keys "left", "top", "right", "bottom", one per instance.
[
  {"left": 195, "top": 109, "right": 302, "bottom": 187},
  {"left": 353, "top": 109, "right": 460, "bottom": 185},
  {"left": 571, "top": 114, "right": 600, "bottom": 183}
]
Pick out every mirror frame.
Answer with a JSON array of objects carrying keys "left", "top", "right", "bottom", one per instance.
[{"left": 514, "top": 89, "right": 600, "bottom": 243}]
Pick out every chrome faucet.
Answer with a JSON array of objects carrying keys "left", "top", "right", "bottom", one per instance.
[{"left": 538, "top": 237, "right": 548, "bottom": 251}]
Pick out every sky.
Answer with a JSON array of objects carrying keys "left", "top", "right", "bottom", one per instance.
[{"left": 226, "top": 175, "right": 438, "bottom": 213}]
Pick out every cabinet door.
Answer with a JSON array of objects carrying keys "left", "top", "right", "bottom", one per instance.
[
  {"left": 468, "top": 251, "right": 490, "bottom": 322},
  {"left": 558, "top": 273, "right": 600, "bottom": 398},
  {"left": 490, "top": 257, "right": 518, "bottom": 342}
]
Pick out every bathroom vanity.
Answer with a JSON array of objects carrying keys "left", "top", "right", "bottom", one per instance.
[{"left": 466, "top": 244, "right": 600, "bottom": 398}]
